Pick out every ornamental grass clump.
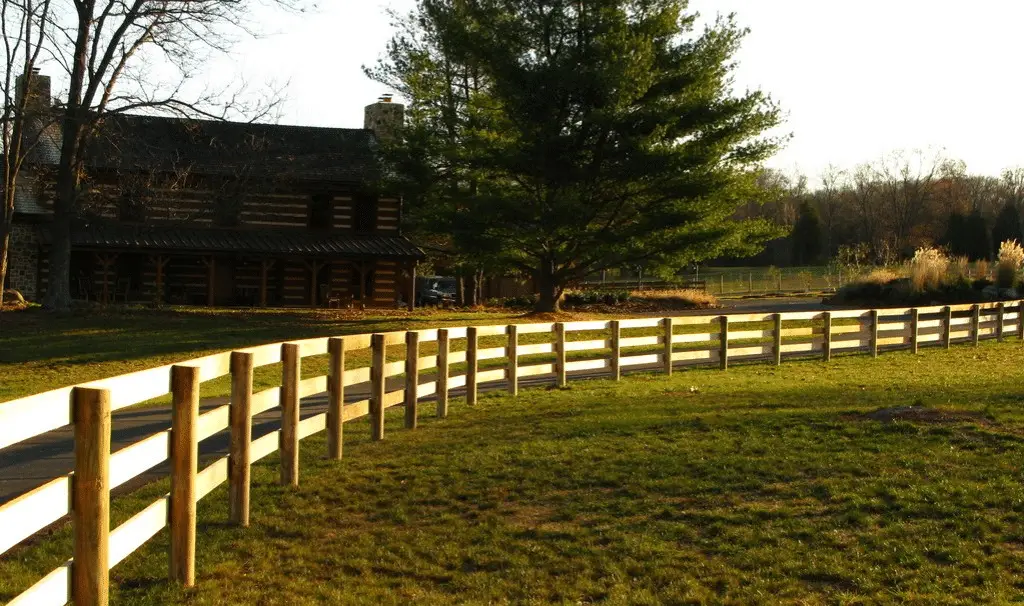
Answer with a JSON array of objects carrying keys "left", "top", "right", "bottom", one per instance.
[
  {"left": 909, "top": 247, "right": 949, "bottom": 293},
  {"left": 861, "top": 268, "right": 903, "bottom": 286},
  {"left": 996, "top": 240, "right": 1024, "bottom": 288}
]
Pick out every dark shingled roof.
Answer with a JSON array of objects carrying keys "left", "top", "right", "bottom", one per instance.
[
  {"left": 40, "top": 221, "right": 424, "bottom": 259},
  {"left": 85, "top": 114, "right": 379, "bottom": 183}
]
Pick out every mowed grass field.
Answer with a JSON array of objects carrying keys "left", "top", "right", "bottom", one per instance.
[
  {"left": 0, "top": 306, "right": 567, "bottom": 402},
  {"left": 3, "top": 339, "right": 1024, "bottom": 604}
]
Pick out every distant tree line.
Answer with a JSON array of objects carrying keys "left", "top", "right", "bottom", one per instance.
[{"left": 737, "top": 150, "right": 1024, "bottom": 266}]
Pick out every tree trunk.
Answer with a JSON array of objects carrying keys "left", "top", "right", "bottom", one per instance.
[
  {"left": 44, "top": 168, "right": 75, "bottom": 310},
  {"left": 534, "top": 260, "right": 562, "bottom": 313},
  {"left": 0, "top": 223, "right": 10, "bottom": 313},
  {"left": 455, "top": 274, "right": 465, "bottom": 307},
  {"left": 44, "top": 5, "right": 92, "bottom": 311},
  {"left": 466, "top": 271, "right": 478, "bottom": 307},
  {"left": 45, "top": 110, "right": 87, "bottom": 311}
]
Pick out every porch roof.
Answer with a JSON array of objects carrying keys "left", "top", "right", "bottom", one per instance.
[{"left": 40, "top": 221, "right": 425, "bottom": 259}]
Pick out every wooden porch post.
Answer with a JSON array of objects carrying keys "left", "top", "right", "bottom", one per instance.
[
  {"left": 406, "top": 261, "right": 416, "bottom": 311},
  {"left": 96, "top": 253, "right": 117, "bottom": 306},
  {"left": 259, "top": 259, "right": 273, "bottom": 307},
  {"left": 307, "top": 260, "right": 322, "bottom": 308},
  {"left": 152, "top": 255, "right": 169, "bottom": 306},
  {"left": 205, "top": 257, "right": 216, "bottom": 307},
  {"left": 101, "top": 255, "right": 110, "bottom": 305},
  {"left": 357, "top": 261, "right": 367, "bottom": 310}
]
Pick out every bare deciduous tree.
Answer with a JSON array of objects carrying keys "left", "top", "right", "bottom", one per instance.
[
  {"left": 30, "top": 0, "right": 303, "bottom": 309},
  {"left": 1, "top": 0, "right": 52, "bottom": 312}
]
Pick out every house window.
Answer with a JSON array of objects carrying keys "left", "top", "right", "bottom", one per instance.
[
  {"left": 118, "top": 193, "right": 147, "bottom": 223},
  {"left": 353, "top": 193, "right": 378, "bottom": 233},
  {"left": 212, "top": 191, "right": 242, "bottom": 227},
  {"left": 309, "top": 194, "right": 333, "bottom": 229}
]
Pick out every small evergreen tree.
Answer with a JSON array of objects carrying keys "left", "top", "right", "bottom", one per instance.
[
  {"left": 791, "top": 201, "right": 822, "bottom": 265},
  {"left": 964, "top": 210, "right": 990, "bottom": 260},
  {"left": 991, "top": 202, "right": 1023, "bottom": 256},
  {"left": 942, "top": 212, "right": 968, "bottom": 257}
]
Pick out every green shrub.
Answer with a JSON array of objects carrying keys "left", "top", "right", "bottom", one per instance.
[{"left": 563, "top": 290, "right": 631, "bottom": 307}]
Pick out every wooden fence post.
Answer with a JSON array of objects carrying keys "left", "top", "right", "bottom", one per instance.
[
  {"left": 662, "top": 318, "right": 674, "bottom": 375},
  {"left": 720, "top": 274, "right": 725, "bottom": 295},
  {"left": 437, "top": 329, "right": 449, "bottom": 418},
  {"left": 997, "top": 302, "right": 1005, "bottom": 342},
  {"left": 870, "top": 309, "right": 879, "bottom": 358},
  {"left": 942, "top": 307, "right": 952, "bottom": 350},
  {"left": 170, "top": 365, "right": 199, "bottom": 586},
  {"left": 280, "top": 343, "right": 300, "bottom": 486},
  {"left": 910, "top": 308, "right": 919, "bottom": 354},
  {"left": 610, "top": 320, "right": 622, "bottom": 381},
  {"left": 773, "top": 313, "right": 783, "bottom": 366},
  {"left": 72, "top": 387, "right": 111, "bottom": 606},
  {"left": 370, "top": 334, "right": 386, "bottom": 440},
  {"left": 404, "top": 331, "right": 420, "bottom": 429},
  {"left": 229, "top": 352, "right": 253, "bottom": 527},
  {"left": 467, "top": 326, "right": 479, "bottom": 405},
  {"left": 1018, "top": 301, "right": 1024, "bottom": 340},
  {"left": 507, "top": 325, "right": 519, "bottom": 396},
  {"left": 748, "top": 272, "right": 752, "bottom": 293},
  {"left": 555, "top": 322, "right": 567, "bottom": 387},
  {"left": 719, "top": 316, "right": 729, "bottom": 370},
  {"left": 327, "top": 338, "right": 344, "bottom": 460},
  {"left": 971, "top": 304, "right": 981, "bottom": 347},
  {"left": 822, "top": 312, "right": 832, "bottom": 362}
]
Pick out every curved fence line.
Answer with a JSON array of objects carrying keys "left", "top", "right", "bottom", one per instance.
[{"left": 1, "top": 300, "right": 1021, "bottom": 605}]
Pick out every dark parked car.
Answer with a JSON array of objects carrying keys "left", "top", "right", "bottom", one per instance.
[{"left": 416, "top": 276, "right": 457, "bottom": 306}]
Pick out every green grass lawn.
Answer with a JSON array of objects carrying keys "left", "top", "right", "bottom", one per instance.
[
  {"left": 4, "top": 339, "right": 1024, "bottom": 604},
  {"left": 0, "top": 306, "right": 584, "bottom": 403}
]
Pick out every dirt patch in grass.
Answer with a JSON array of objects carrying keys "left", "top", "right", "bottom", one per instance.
[{"left": 852, "top": 406, "right": 989, "bottom": 425}]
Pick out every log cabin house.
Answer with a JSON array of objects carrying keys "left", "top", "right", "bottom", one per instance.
[{"left": 6, "top": 71, "right": 423, "bottom": 308}]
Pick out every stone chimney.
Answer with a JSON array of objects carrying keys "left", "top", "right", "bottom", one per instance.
[
  {"left": 364, "top": 94, "right": 405, "bottom": 144},
  {"left": 16, "top": 68, "right": 51, "bottom": 110}
]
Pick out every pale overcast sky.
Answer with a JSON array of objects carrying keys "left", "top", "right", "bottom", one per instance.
[{"left": 147, "top": 1, "right": 1024, "bottom": 182}]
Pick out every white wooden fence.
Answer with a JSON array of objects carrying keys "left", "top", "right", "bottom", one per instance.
[{"left": 0, "top": 300, "right": 1020, "bottom": 604}]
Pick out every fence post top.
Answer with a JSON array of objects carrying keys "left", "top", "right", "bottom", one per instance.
[
  {"left": 230, "top": 350, "right": 254, "bottom": 362},
  {"left": 170, "top": 364, "right": 201, "bottom": 378},
  {"left": 72, "top": 385, "right": 112, "bottom": 396}
]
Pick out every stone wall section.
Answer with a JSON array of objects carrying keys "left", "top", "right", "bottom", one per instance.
[{"left": 7, "top": 223, "right": 40, "bottom": 300}]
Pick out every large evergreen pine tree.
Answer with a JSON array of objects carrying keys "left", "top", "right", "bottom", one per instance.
[{"left": 372, "top": 0, "right": 784, "bottom": 311}]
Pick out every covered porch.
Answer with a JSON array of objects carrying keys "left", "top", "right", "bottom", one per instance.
[
  {"left": 49, "top": 221, "right": 423, "bottom": 309},
  {"left": 68, "top": 251, "right": 418, "bottom": 309}
]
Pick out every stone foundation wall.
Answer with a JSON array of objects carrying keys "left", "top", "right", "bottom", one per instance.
[{"left": 7, "top": 223, "right": 40, "bottom": 300}]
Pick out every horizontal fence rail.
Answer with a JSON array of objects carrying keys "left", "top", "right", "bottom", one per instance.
[{"left": 1, "top": 300, "right": 1021, "bottom": 604}]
